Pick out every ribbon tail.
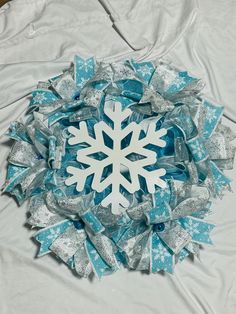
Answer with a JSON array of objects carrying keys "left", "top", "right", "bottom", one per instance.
[
  {"left": 151, "top": 232, "right": 174, "bottom": 274},
  {"left": 87, "top": 230, "right": 119, "bottom": 270},
  {"left": 27, "top": 195, "right": 64, "bottom": 228},
  {"left": 84, "top": 239, "right": 115, "bottom": 279},
  {"left": 33, "top": 220, "right": 73, "bottom": 256},
  {"left": 179, "top": 216, "right": 215, "bottom": 245},
  {"left": 50, "top": 225, "right": 86, "bottom": 263},
  {"left": 74, "top": 244, "right": 93, "bottom": 278}
]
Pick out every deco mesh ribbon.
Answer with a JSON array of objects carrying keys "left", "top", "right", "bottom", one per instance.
[{"left": 3, "top": 56, "right": 235, "bottom": 279}]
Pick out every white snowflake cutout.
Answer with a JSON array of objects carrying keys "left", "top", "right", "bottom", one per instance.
[{"left": 65, "top": 102, "right": 167, "bottom": 214}]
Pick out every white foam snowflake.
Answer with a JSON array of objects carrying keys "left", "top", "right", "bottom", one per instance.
[{"left": 65, "top": 102, "right": 167, "bottom": 214}]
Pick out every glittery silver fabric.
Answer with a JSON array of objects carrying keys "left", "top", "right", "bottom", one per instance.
[
  {"left": 74, "top": 245, "right": 93, "bottom": 278},
  {"left": 172, "top": 196, "right": 209, "bottom": 220},
  {"left": 21, "top": 160, "right": 47, "bottom": 195},
  {"left": 174, "top": 137, "right": 189, "bottom": 162},
  {"left": 140, "top": 87, "right": 174, "bottom": 113},
  {"left": 87, "top": 230, "right": 119, "bottom": 269},
  {"left": 27, "top": 196, "right": 64, "bottom": 228},
  {"left": 92, "top": 205, "right": 121, "bottom": 227},
  {"left": 158, "top": 222, "right": 191, "bottom": 254},
  {"left": 8, "top": 141, "right": 39, "bottom": 167},
  {"left": 50, "top": 226, "right": 86, "bottom": 263},
  {"left": 51, "top": 72, "right": 78, "bottom": 100},
  {"left": 125, "top": 230, "right": 151, "bottom": 270},
  {"left": 127, "top": 200, "right": 152, "bottom": 221},
  {"left": 81, "top": 87, "right": 104, "bottom": 108}
]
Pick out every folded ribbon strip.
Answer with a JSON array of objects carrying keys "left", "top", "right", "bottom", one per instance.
[
  {"left": 34, "top": 218, "right": 119, "bottom": 278},
  {"left": 2, "top": 55, "right": 235, "bottom": 279}
]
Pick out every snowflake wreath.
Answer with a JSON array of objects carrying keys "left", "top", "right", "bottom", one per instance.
[{"left": 3, "top": 56, "right": 235, "bottom": 278}]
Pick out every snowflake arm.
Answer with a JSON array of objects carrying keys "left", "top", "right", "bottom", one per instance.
[
  {"left": 138, "top": 122, "right": 167, "bottom": 147},
  {"left": 68, "top": 123, "right": 93, "bottom": 146}
]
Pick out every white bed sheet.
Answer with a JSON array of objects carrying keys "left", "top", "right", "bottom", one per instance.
[{"left": 0, "top": 1, "right": 236, "bottom": 313}]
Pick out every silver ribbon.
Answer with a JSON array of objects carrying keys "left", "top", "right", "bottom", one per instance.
[
  {"left": 50, "top": 226, "right": 87, "bottom": 263},
  {"left": 140, "top": 86, "right": 175, "bottom": 113},
  {"left": 86, "top": 229, "right": 119, "bottom": 269}
]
